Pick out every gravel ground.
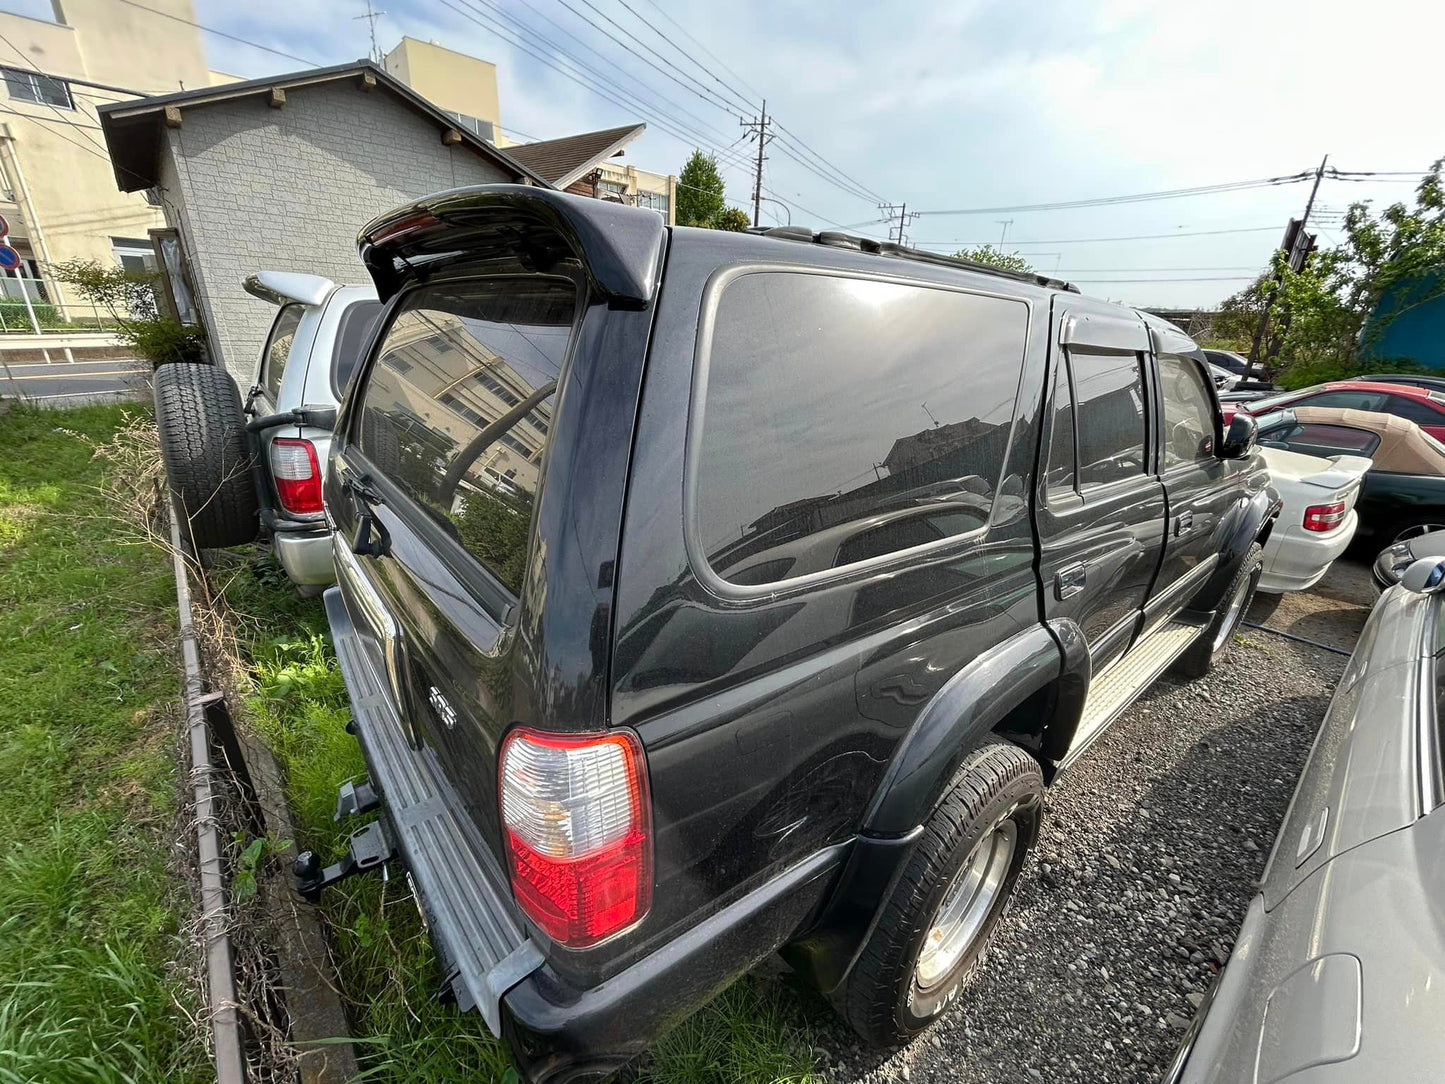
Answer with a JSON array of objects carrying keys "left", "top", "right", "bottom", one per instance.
[{"left": 785, "top": 560, "right": 1374, "bottom": 1084}]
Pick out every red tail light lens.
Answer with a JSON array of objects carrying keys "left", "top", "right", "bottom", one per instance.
[
  {"left": 270, "top": 438, "right": 323, "bottom": 515},
  {"left": 1303, "top": 500, "right": 1347, "bottom": 533},
  {"left": 499, "top": 728, "right": 652, "bottom": 948}
]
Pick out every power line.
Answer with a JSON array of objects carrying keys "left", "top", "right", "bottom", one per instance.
[
  {"left": 1050, "top": 266, "right": 1265, "bottom": 273},
  {"left": 439, "top": 0, "right": 754, "bottom": 176},
  {"left": 590, "top": 0, "right": 885, "bottom": 206},
  {"left": 912, "top": 224, "right": 1284, "bottom": 246},
  {"left": 501, "top": 0, "right": 744, "bottom": 151},
  {"left": 112, "top": 0, "right": 322, "bottom": 67},
  {"left": 1068, "top": 276, "right": 1256, "bottom": 284},
  {"left": 915, "top": 173, "right": 1314, "bottom": 216},
  {"left": 633, "top": 0, "right": 766, "bottom": 103}
]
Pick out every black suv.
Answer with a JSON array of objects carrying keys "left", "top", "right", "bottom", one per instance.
[{"left": 313, "top": 185, "right": 1277, "bottom": 1081}]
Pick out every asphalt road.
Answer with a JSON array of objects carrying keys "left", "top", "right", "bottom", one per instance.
[{"left": 0, "top": 358, "right": 150, "bottom": 405}]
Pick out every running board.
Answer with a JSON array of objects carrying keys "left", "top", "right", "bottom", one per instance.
[{"left": 1061, "top": 619, "right": 1204, "bottom": 770}]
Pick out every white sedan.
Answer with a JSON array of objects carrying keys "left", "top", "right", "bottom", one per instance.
[{"left": 1256, "top": 445, "right": 1371, "bottom": 593}]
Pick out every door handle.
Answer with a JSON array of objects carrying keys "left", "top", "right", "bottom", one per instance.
[
  {"left": 1055, "top": 562, "right": 1086, "bottom": 600},
  {"left": 1173, "top": 510, "right": 1194, "bottom": 537}
]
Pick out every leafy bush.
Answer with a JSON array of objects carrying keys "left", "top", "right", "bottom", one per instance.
[{"left": 48, "top": 257, "right": 205, "bottom": 365}]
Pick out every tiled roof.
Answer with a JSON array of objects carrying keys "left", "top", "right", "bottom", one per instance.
[{"left": 505, "top": 124, "right": 645, "bottom": 187}]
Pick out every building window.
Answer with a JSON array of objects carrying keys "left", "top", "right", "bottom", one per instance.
[
  {"left": 3, "top": 67, "right": 73, "bottom": 110},
  {"left": 597, "top": 179, "right": 626, "bottom": 202},
  {"left": 111, "top": 237, "right": 157, "bottom": 275},
  {"left": 443, "top": 110, "right": 494, "bottom": 143},
  {"left": 635, "top": 190, "right": 668, "bottom": 214}
]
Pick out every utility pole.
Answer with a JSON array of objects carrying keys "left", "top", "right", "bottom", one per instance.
[
  {"left": 880, "top": 202, "right": 919, "bottom": 245},
  {"left": 740, "top": 100, "right": 773, "bottom": 228},
  {"left": 355, "top": 0, "right": 387, "bottom": 65},
  {"left": 1250, "top": 154, "right": 1328, "bottom": 369}
]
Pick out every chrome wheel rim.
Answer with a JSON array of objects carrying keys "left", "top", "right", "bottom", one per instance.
[
  {"left": 915, "top": 819, "right": 1018, "bottom": 989},
  {"left": 1212, "top": 572, "right": 1254, "bottom": 652},
  {"left": 1395, "top": 523, "right": 1445, "bottom": 543}
]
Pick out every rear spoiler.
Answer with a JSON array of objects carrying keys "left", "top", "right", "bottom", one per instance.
[
  {"left": 357, "top": 184, "right": 665, "bottom": 309},
  {"left": 1301, "top": 454, "right": 1373, "bottom": 489}
]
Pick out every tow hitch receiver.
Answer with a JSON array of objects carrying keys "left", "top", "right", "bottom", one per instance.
[{"left": 293, "top": 819, "right": 397, "bottom": 903}]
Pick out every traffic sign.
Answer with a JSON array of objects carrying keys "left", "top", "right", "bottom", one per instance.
[
  {"left": 0, "top": 213, "right": 10, "bottom": 238},
  {"left": 0, "top": 245, "right": 22, "bottom": 271}
]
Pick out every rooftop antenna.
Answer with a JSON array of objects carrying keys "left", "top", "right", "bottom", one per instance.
[{"left": 355, "top": 0, "right": 387, "bottom": 65}]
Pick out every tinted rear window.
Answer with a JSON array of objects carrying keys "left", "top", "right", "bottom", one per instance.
[
  {"left": 331, "top": 299, "right": 383, "bottom": 397},
  {"left": 356, "top": 277, "right": 579, "bottom": 593},
  {"left": 693, "top": 271, "right": 1029, "bottom": 586}
]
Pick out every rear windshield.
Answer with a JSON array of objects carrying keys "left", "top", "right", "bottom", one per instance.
[
  {"left": 693, "top": 271, "right": 1029, "bottom": 587},
  {"left": 355, "top": 277, "right": 580, "bottom": 593},
  {"left": 331, "top": 299, "right": 383, "bottom": 398}
]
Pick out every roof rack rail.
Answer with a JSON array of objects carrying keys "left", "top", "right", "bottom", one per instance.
[{"left": 748, "top": 225, "right": 1080, "bottom": 293}]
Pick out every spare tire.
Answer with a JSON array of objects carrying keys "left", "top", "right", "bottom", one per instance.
[{"left": 153, "top": 363, "right": 260, "bottom": 549}]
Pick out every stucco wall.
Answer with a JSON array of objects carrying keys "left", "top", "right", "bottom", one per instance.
[{"left": 159, "top": 79, "right": 511, "bottom": 382}]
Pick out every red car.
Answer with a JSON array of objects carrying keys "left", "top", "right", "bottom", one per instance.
[{"left": 1224, "top": 380, "right": 1445, "bottom": 441}]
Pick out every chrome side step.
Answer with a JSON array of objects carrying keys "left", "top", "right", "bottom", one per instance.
[{"left": 1061, "top": 619, "right": 1204, "bottom": 770}]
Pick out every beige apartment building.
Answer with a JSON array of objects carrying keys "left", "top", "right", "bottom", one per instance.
[{"left": 0, "top": 0, "right": 234, "bottom": 316}]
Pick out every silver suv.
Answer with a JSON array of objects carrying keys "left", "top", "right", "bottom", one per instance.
[{"left": 152, "top": 272, "right": 380, "bottom": 589}]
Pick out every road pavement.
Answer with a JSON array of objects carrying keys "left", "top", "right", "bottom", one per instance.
[{"left": 0, "top": 358, "right": 149, "bottom": 405}]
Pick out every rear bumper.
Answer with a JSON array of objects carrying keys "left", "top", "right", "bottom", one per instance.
[
  {"left": 272, "top": 528, "right": 335, "bottom": 586},
  {"left": 504, "top": 844, "right": 846, "bottom": 1083},
  {"left": 1257, "top": 511, "right": 1355, "bottom": 594},
  {"left": 324, "top": 585, "right": 848, "bottom": 1081}
]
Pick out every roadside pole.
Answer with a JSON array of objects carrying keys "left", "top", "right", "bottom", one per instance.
[{"left": 1250, "top": 155, "right": 1328, "bottom": 370}]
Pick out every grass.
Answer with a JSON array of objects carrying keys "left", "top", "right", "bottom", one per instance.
[
  {"left": 213, "top": 555, "right": 823, "bottom": 1084},
  {"left": 0, "top": 405, "right": 207, "bottom": 1084}
]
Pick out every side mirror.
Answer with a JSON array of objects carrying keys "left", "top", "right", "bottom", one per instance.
[
  {"left": 1400, "top": 556, "right": 1445, "bottom": 594},
  {"left": 1219, "top": 414, "right": 1258, "bottom": 460}
]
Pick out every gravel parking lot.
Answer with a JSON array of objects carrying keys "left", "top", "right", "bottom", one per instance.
[{"left": 793, "top": 559, "right": 1377, "bottom": 1084}]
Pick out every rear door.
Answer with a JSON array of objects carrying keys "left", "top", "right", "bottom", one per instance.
[
  {"left": 1036, "top": 301, "right": 1166, "bottom": 670},
  {"left": 1148, "top": 336, "right": 1238, "bottom": 628},
  {"left": 329, "top": 274, "right": 583, "bottom": 851}
]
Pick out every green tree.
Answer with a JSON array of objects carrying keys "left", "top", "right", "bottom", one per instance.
[
  {"left": 676, "top": 150, "right": 726, "bottom": 227},
  {"left": 1221, "top": 157, "right": 1445, "bottom": 387},
  {"left": 50, "top": 258, "right": 205, "bottom": 365},
  {"left": 954, "top": 244, "right": 1033, "bottom": 274},
  {"left": 713, "top": 206, "right": 752, "bottom": 232}
]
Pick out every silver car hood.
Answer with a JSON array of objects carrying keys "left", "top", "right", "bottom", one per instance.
[{"left": 1260, "top": 585, "right": 1441, "bottom": 911}]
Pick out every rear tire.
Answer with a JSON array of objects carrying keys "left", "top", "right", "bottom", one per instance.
[
  {"left": 153, "top": 363, "right": 259, "bottom": 549},
  {"left": 842, "top": 740, "right": 1043, "bottom": 1045},
  {"left": 1174, "top": 542, "right": 1263, "bottom": 679}
]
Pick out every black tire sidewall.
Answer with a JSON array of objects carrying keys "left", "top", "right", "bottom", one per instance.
[
  {"left": 896, "top": 785, "right": 1040, "bottom": 1030},
  {"left": 153, "top": 362, "right": 260, "bottom": 549}
]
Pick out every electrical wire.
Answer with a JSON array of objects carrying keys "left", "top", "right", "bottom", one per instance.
[
  {"left": 914, "top": 173, "right": 1314, "bottom": 216},
  {"left": 437, "top": 0, "right": 754, "bottom": 176},
  {"left": 111, "top": 0, "right": 322, "bottom": 66},
  {"left": 633, "top": 0, "right": 766, "bottom": 104},
  {"left": 912, "top": 224, "right": 1284, "bottom": 246}
]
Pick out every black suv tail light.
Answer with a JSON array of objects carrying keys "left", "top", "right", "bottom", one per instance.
[{"left": 498, "top": 728, "right": 652, "bottom": 948}]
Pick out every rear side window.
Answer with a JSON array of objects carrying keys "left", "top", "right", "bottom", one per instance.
[
  {"left": 693, "top": 271, "right": 1029, "bottom": 587},
  {"left": 1267, "top": 422, "right": 1380, "bottom": 457},
  {"left": 261, "top": 303, "right": 304, "bottom": 400},
  {"left": 331, "top": 299, "right": 383, "bottom": 398},
  {"left": 356, "top": 277, "right": 579, "bottom": 593},
  {"left": 1299, "top": 389, "right": 1386, "bottom": 411},
  {"left": 1071, "top": 351, "right": 1148, "bottom": 486}
]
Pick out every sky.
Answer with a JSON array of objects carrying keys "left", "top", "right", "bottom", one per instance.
[{"left": 7, "top": 0, "right": 1441, "bottom": 307}]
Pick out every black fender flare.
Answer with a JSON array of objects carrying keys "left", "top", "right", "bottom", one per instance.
[
  {"left": 862, "top": 622, "right": 1068, "bottom": 837},
  {"left": 1190, "top": 485, "right": 1281, "bottom": 612}
]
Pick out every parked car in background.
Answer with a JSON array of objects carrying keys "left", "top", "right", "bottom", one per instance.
[
  {"left": 1256, "top": 406, "right": 1445, "bottom": 545},
  {"left": 1229, "top": 379, "right": 1445, "bottom": 440},
  {"left": 1201, "top": 348, "right": 1252, "bottom": 376},
  {"left": 1357, "top": 372, "right": 1445, "bottom": 392},
  {"left": 1372, "top": 527, "right": 1445, "bottom": 590},
  {"left": 308, "top": 185, "right": 1278, "bottom": 1082},
  {"left": 152, "top": 272, "right": 381, "bottom": 591},
  {"left": 1206, "top": 361, "right": 1240, "bottom": 393},
  {"left": 1165, "top": 553, "right": 1445, "bottom": 1083},
  {"left": 1254, "top": 444, "right": 1369, "bottom": 593}
]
